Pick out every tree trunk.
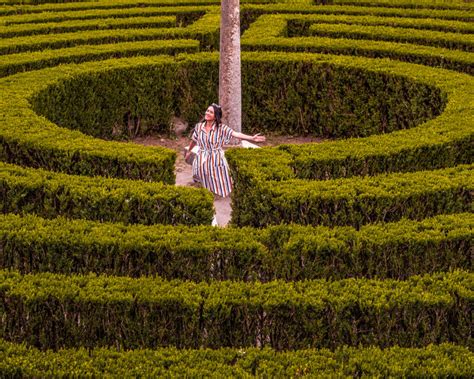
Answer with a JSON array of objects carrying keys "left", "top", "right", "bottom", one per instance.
[{"left": 219, "top": 0, "right": 242, "bottom": 133}]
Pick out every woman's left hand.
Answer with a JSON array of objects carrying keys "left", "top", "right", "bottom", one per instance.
[{"left": 252, "top": 133, "right": 266, "bottom": 142}]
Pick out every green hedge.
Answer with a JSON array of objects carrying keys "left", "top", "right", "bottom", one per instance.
[
  {"left": 286, "top": 13, "right": 474, "bottom": 34},
  {"left": 1, "top": 53, "right": 449, "bottom": 181},
  {"left": 0, "top": 15, "right": 178, "bottom": 38},
  {"left": 1, "top": 0, "right": 471, "bottom": 20},
  {"left": 308, "top": 23, "right": 474, "bottom": 51},
  {"left": 0, "top": 0, "right": 230, "bottom": 13},
  {"left": 2, "top": 52, "right": 471, "bottom": 179},
  {"left": 31, "top": 60, "right": 183, "bottom": 138},
  {"left": 242, "top": 14, "right": 474, "bottom": 74},
  {"left": 32, "top": 55, "right": 443, "bottom": 139},
  {"left": 0, "top": 39, "right": 200, "bottom": 78},
  {"left": 239, "top": 59, "right": 443, "bottom": 137},
  {"left": 0, "top": 0, "right": 283, "bottom": 13},
  {"left": 0, "top": 53, "right": 473, "bottom": 189},
  {"left": 0, "top": 7, "right": 221, "bottom": 54},
  {"left": 0, "top": 212, "right": 472, "bottom": 281},
  {"left": 0, "top": 55, "right": 183, "bottom": 181},
  {"left": 0, "top": 5, "right": 208, "bottom": 26},
  {"left": 0, "top": 26, "right": 216, "bottom": 55},
  {"left": 224, "top": 53, "right": 472, "bottom": 223},
  {"left": 1, "top": 340, "right": 472, "bottom": 377},
  {"left": 0, "top": 162, "right": 214, "bottom": 226},
  {"left": 0, "top": 269, "right": 472, "bottom": 350},
  {"left": 331, "top": 0, "right": 474, "bottom": 11},
  {"left": 243, "top": 36, "right": 474, "bottom": 74},
  {"left": 0, "top": 0, "right": 472, "bottom": 368},
  {"left": 242, "top": 3, "right": 474, "bottom": 22},
  {"left": 229, "top": 163, "right": 472, "bottom": 227},
  {"left": 0, "top": 28, "right": 183, "bottom": 55}
]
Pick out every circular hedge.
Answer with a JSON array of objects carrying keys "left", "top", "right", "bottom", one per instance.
[{"left": 0, "top": 0, "right": 472, "bottom": 374}]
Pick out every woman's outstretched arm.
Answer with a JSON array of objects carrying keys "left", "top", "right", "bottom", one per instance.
[{"left": 232, "top": 131, "right": 266, "bottom": 142}]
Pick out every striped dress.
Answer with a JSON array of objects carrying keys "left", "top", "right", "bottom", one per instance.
[{"left": 192, "top": 121, "right": 234, "bottom": 197}]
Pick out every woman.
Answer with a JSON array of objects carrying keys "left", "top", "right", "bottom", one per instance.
[{"left": 185, "top": 103, "right": 265, "bottom": 197}]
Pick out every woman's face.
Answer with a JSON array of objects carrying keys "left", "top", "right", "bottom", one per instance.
[{"left": 205, "top": 106, "right": 215, "bottom": 121}]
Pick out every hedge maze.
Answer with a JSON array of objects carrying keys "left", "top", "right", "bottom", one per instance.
[{"left": 0, "top": 0, "right": 473, "bottom": 375}]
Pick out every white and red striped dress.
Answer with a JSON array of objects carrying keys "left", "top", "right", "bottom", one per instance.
[{"left": 192, "top": 121, "right": 234, "bottom": 197}]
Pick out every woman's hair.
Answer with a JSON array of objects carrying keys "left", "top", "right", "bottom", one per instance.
[
  {"left": 211, "top": 103, "right": 223, "bottom": 126},
  {"left": 200, "top": 103, "right": 223, "bottom": 127}
]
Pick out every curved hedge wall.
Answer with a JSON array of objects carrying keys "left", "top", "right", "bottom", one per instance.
[
  {"left": 0, "top": 162, "right": 214, "bottom": 225},
  {"left": 0, "top": 0, "right": 472, "bottom": 375},
  {"left": 1, "top": 269, "right": 472, "bottom": 350},
  {"left": 31, "top": 55, "right": 444, "bottom": 139},
  {"left": 1, "top": 212, "right": 471, "bottom": 280},
  {"left": 1, "top": 340, "right": 472, "bottom": 377}
]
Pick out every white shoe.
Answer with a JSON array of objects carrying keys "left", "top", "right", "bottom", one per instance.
[{"left": 212, "top": 214, "right": 218, "bottom": 227}]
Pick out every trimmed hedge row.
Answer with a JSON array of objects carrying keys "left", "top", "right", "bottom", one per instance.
[
  {"left": 2, "top": 52, "right": 471, "bottom": 178},
  {"left": 0, "top": 269, "right": 472, "bottom": 350},
  {"left": 30, "top": 59, "right": 191, "bottom": 139},
  {"left": 0, "top": 0, "right": 289, "bottom": 12},
  {"left": 2, "top": 1, "right": 471, "bottom": 27},
  {"left": 0, "top": 4, "right": 473, "bottom": 33},
  {"left": 243, "top": 37, "right": 474, "bottom": 74},
  {"left": 0, "top": 15, "right": 178, "bottom": 38},
  {"left": 238, "top": 58, "right": 444, "bottom": 137},
  {"left": 0, "top": 39, "right": 200, "bottom": 78},
  {"left": 0, "top": 212, "right": 471, "bottom": 280},
  {"left": 33, "top": 55, "right": 443, "bottom": 139},
  {"left": 1, "top": 340, "right": 473, "bottom": 377},
  {"left": 242, "top": 14, "right": 474, "bottom": 74},
  {"left": 0, "top": 6, "right": 221, "bottom": 54},
  {"left": 0, "top": 25, "right": 214, "bottom": 55},
  {"left": 286, "top": 13, "right": 474, "bottom": 34},
  {"left": 243, "top": 3, "right": 474, "bottom": 22},
  {"left": 308, "top": 22, "right": 474, "bottom": 51},
  {"left": 0, "top": 0, "right": 229, "bottom": 13},
  {"left": 0, "top": 5, "right": 208, "bottom": 25},
  {"left": 223, "top": 53, "right": 472, "bottom": 185},
  {"left": 229, "top": 162, "right": 472, "bottom": 228},
  {"left": 0, "top": 0, "right": 471, "bottom": 370},
  {"left": 331, "top": 0, "right": 474, "bottom": 11},
  {"left": 0, "top": 162, "right": 214, "bottom": 226},
  {"left": 1, "top": 1, "right": 471, "bottom": 21},
  {"left": 1, "top": 53, "right": 450, "bottom": 181},
  {"left": 0, "top": 55, "right": 183, "bottom": 181}
]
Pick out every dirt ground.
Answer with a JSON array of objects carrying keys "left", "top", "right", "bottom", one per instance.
[{"left": 133, "top": 134, "right": 322, "bottom": 226}]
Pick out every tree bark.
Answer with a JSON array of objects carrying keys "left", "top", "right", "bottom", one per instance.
[{"left": 219, "top": 0, "right": 242, "bottom": 133}]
